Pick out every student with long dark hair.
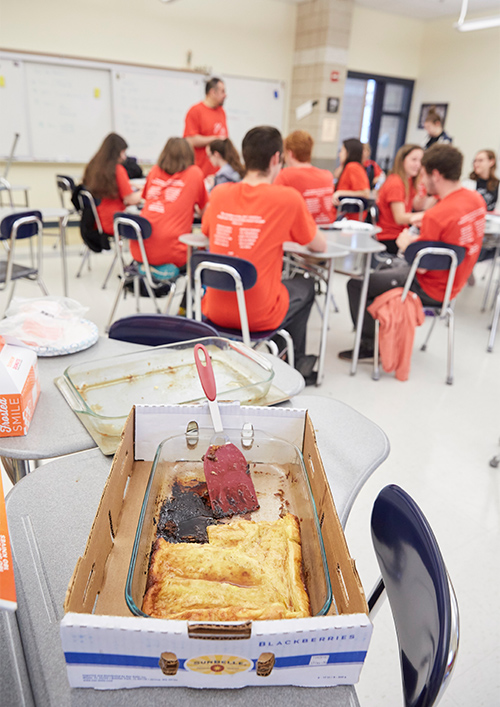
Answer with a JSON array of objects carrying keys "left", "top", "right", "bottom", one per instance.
[
  {"left": 332, "top": 138, "right": 370, "bottom": 219},
  {"left": 206, "top": 138, "right": 245, "bottom": 189},
  {"left": 82, "top": 133, "right": 141, "bottom": 234},
  {"left": 375, "top": 144, "right": 425, "bottom": 254},
  {"left": 129, "top": 137, "right": 208, "bottom": 271}
]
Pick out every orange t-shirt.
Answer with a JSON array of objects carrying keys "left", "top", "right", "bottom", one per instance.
[
  {"left": 416, "top": 188, "right": 486, "bottom": 301},
  {"left": 274, "top": 166, "right": 334, "bottom": 224},
  {"left": 96, "top": 164, "right": 133, "bottom": 235},
  {"left": 183, "top": 102, "right": 228, "bottom": 177},
  {"left": 201, "top": 182, "right": 317, "bottom": 331},
  {"left": 333, "top": 161, "right": 370, "bottom": 220},
  {"left": 130, "top": 165, "right": 207, "bottom": 267},
  {"left": 376, "top": 174, "right": 416, "bottom": 242}
]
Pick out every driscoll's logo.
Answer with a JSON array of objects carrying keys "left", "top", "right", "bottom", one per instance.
[{"left": 185, "top": 654, "right": 252, "bottom": 675}]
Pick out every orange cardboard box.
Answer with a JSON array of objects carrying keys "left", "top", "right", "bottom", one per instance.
[{"left": 0, "top": 336, "right": 40, "bottom": 438}]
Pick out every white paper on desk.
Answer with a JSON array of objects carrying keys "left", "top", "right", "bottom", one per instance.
[
  {"left": 321, "top": 117, "right": 337, "bottom": 142},
  {"left": 295, "top": 100, "right": 315, "bottom": 121}
]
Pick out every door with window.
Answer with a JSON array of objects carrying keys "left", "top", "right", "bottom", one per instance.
[{"left": 337, "top": 72, "right": 414, "bottom": 172}]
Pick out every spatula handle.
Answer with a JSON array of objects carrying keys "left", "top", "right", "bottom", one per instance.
[{"left": 194, "top": 343, "right": 216, "bottom": 401}]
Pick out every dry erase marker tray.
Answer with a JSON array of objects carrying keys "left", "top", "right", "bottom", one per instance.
[{"left": 57, "top": 337, "right": 274, "bottom": 454}]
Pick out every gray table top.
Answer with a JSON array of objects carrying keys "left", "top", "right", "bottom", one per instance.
[
  {"left": 4, "top": 395, "right": 390, "bottom": 707},
  {"left": 0, "top": 338, "right": 304, "bottom": 462}
]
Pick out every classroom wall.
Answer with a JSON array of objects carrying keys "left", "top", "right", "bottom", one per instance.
[
  {"left": 347, "top": 6, "right": 424, "bottom": 79},
  {"left": 0, "top": 0, "right": 297, "bottom": 207},
  {"left": 405, "top": 14, "right": 500, "bottom": 173},
  {"left": 348, "top": 6, "right": 500, "bottom": 175}
]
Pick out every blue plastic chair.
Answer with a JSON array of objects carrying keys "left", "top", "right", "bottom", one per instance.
[
  {"left": 373, "top": 241, "right": 467, "bottom": 385},
  {"left": 368, "top": 484, "right": 460, "bottom": 707},
  {"left": 106, "top": 213, "right": 185, "bottom": 332},
  {"left": 191, "top": 251, "right": 295, "bottom": 367},
  {"left": 0, "top": 210, "right": 48, "bottom": 313},
  {"left": 108, "top": 314, "right": 218, "bottom": 346}
]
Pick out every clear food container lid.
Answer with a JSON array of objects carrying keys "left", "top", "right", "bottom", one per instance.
[{"left": 126, "top": 426, "right": 333, "bottom": 620}]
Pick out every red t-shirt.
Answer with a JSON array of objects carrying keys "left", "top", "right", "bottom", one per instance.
[
  {"left": 130, "top": 165, "right": 207, "bottom": 267},
  {"left": 274, "top": 165, "right": 334, "bottom": 224},
  {"left": 183, "top": 102, "right": 228, "bottom": 177},
  {"left": 416, "top": 188, "right": 486, "bottom": 301},
  {"left": 376, "top": 174, "right": 416, "bottom": 242},
  {"left": 201, "top": 182, "right": 317, "bottom": 331},
  {"left": 96, "top": 164, "right": 133, "bottom": 235},
  {"left": 333, "top": 161, "right": 370, "bottom": 220}
]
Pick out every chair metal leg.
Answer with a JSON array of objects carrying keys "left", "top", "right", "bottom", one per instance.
[
  {"left": 276, "top": 328, "right": 294, "bottom": 370},
  {"left": 446, "top": 308, "right": 455, "bottom": 385},
  {"left": 133, "top": 277, "right": 141, "bottom": 313},
  {"left": 101, "top": 250, "right": 118, "bottom": 290},
  {"left": 37, "top": 276, "right": 49, "bottom": 296},
  {"left": 162, "top": 281, "right": 177, "bottom": 315},
  {"left": 105, "top": 279, "right": 126, "bottom": 333},
  {"left": 487, "top": 290, "right": 500, "bottom": 352},
  {"left": 76, "top": 248, "right": 91, "bottom": 278},
  {"left": 420, "top": 314, "right": 438, "bottom": 351},
  {"left": 372, "top": 318, "right": 380, "bottom": 380},
  {"left": 2, "top": 282, "right": 17, "bottom": 317}
]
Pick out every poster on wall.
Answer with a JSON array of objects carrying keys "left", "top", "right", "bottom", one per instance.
[{"left": 418, "top": 103, "right": 448, "bottom": 129}]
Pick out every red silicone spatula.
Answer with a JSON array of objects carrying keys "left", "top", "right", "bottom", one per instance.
[{"left": 194, "top": 343, "right": 260, "bottom": 519}]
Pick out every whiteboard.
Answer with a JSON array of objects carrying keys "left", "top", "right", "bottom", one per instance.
[
  {"left": 112, "top": 67, "right": 205, "bottom": 163},
  {"left": 0, "top": 50, "right": 286, "bottom": 164},
  {"left": 0, "top": 58, "right": 31, "bottom": 159},
  {"left": 25, "top": 62, "right": 113, "bottom": 162},
  {"left": 222, "top": 75, "right": 285, "bottom": 153}
]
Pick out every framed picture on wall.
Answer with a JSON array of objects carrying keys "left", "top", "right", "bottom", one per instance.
[{"left": 418, "top": 103, "right": 448, "bottom": 129}]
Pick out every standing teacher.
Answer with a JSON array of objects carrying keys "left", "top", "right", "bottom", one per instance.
[{"left": 183, "top": 77, "right": 228, "bottom": 177}]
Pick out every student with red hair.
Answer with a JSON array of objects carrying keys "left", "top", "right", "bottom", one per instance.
[{"left": 275, "top": 130, "right": 334, "bottom": 224}]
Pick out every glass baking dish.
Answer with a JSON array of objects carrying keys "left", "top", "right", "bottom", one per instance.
[
  {"left": 126, "top": 427, "right": 333, "bottom": 619},
  {"left": 61, "top": 337, "right": 274, "bottom": 446}
]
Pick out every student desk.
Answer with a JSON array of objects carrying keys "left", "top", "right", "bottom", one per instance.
[
  {"left": 178, "top": 231, "right": 209, "bottom": 318},
  {"left": 3, "top": 395, "right": 389, "bottom": 707},
  {"left": 283, "top": 240, "right": 350, "bottom": 385},
  {"left": 0, "top": 337, "right": 305, "bottom": 484},
  {"left": 319, "top": 226, "right": 386, "bottom": 375},
  {"left": 0, "top": 205, "right": 71, "bottom": 296},
  {"left": 0, "top": 183, "right": 30, "bottom": 207}
]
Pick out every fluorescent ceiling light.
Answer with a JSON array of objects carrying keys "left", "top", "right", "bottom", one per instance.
[{"left": 455, "top": 0, "right": 500, "bottom": 32}]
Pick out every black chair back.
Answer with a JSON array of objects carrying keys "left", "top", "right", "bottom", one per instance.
[
  {"left": 108, "top": 314, "right": 218, "bottom": 346},
  {"left": 371, "top": 485, "right": 458, "bottom": 707},
  {"left": 56, "top": 175, "right": 76, "bottom": 192},
  {"left": 405, "top": 241, "right": 466, "bottom": 270},
  {"left": 191, "top": 252, "right": 257, "bottom": 291},
  {"left": 114, "top": 212, "right": 152, "bottom": 241},
  {"left": 0, "top": 210, "right": 42, "bottom": 241}
]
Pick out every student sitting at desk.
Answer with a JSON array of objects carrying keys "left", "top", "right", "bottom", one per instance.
[
  {"left": 82, "top": 133, "right": 142, "bottom": 235},
  {"left": 205, "top": 138, "right": 245, "bottom": 191},
  {"left": 129, "top": 138, "right": 208, "bottom": 274},
  {"left": 332, "top": 138, "right": 370, "bottom": 220},
  {"left": 201, "top": 126, "right": 326, "bottom": 377},
  {"left": 274, "top": 130, "right": 334, "bottom": 224},
  {"left": 340, "top": 144, "right": 486, "bottom": 361},
  {"left": 375, "top": 144, "right": 425, "bottom": 254}
]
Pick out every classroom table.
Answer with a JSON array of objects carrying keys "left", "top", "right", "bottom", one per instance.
[
  {"left": 0, "top": 205, "right": 71, "bottom": 296},
  {"left": 283, "top": 240, "right": 350, "bottom": 385},
  {"left": 0, "top": 183, "right": 30, "bottom": 207},
  {"left": 320, "top": 226, "right": 386, "bottom": 375},
  {"left": 3, "top": 394, "right": 389, "bottom": 707},
  {"left": 0, "top": 336, "right": 305, "bottom": 483}
]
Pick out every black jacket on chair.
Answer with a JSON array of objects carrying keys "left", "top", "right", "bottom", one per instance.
[{"left": 71, "top": 185, "right": 111, "bottom": 253}]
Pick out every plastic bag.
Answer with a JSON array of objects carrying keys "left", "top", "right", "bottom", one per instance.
[{"left": 0, "top": 297, "right": 98, "bottom": 356}]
